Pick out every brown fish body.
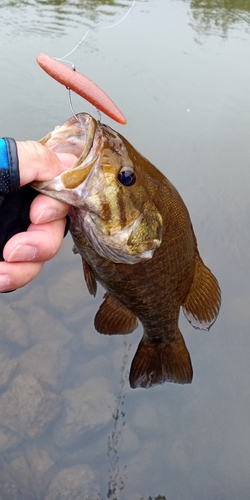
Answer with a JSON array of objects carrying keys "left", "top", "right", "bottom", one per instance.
[
  {"left": 70, "top": 168, "right": 195, "bottom": 334},
  {"left": 33, "top": 113, "right": 221, "bottom": 389}
]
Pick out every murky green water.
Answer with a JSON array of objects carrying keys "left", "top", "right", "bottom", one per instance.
[{"left": 0, "top": 0, "right": 250, "bottom": 498}]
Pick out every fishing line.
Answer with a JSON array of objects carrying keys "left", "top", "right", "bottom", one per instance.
[
  {"left": 60, "top": 0, "right": 136, "bottom": 123},
  {"left": 67, "top": 87, "right": 80, "bottom": 123},
  {"left": 55, "top": 0, "right": 136, "bottom": 64},
  {"left": 65, "top": 62, "right": 82, "bottom": 124},
  {"left": 67, "top": 85, "right": 103, "bottom": 124}
]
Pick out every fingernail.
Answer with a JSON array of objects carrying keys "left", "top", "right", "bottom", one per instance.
[
  {"left": 8, "top": 244, "right": 37, "bottom": 262},
  {"left": 0, "top": 275, "right": 11, "bottom": 292},
  {"left": 34, "top": 208, "right": 57, "bottom": 224}
]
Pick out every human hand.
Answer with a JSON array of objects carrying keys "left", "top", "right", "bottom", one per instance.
[{"left": 0, "top": 141, "right": 76, "bottom": 292}]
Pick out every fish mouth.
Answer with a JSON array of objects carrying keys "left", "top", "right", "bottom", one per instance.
[{"left": 32, "top": 113, "right": 103, "bottom": 203}]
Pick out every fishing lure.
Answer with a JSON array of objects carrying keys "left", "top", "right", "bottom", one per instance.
[{"left": 36, "top": 53, "right": 127, "bottom": 125}]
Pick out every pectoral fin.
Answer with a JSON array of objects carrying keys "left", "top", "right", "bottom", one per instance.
[
  {"left": 129, "top": 331, "right": 193, "bottom": 389},
  {"left": 83, "top": 260, "right": 97, "bottom": 297},
  {"left": 95, "top": 293, "right": 138, "bottom": 335},
  {"left": 182, "top": 255, "right": 221, "bottom": 330}
]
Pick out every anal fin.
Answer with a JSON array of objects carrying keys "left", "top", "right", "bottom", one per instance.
[
  {"left": 182, "top": 254, "right": 221, "bottom": 330},
  {"left": 129, "top": 332, "right": 193, "bottom": 389},
  {"left": 95, "top": 293, "right": 138, "bottom": 335}
]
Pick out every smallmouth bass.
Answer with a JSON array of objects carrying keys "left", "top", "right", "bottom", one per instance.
[{"left": 33, "top": 113, "right": 221, "bottom": 389}]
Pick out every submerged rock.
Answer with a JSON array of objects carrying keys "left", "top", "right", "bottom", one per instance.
[
  {"left": 45, "top": 464, "right": 100, "bottom": 500},
  {"left": 0, "top": 426, "right": 21, "bottom": 453},
  {"left": 27, "top": 305, "right": 73, "bottom": 344},
  {"left": 53, "top": 377, "right": 115, "bottom": 448},
  {"left": 0, "top": 447, "right": 54, "bottom": 500},
  {"left": 48, "top": 269, "right": 87, "bottom": 314},
  {"left": 0, "top": 302, "right": 29, "bottom": 347},
  {"left": 0, "top": 374, "right": 62, "bottom": 439},
  {"left": 18, "top": 340, "right": 71, "bottom": 392},
  {"left": 11, "top": 284, "right": 47, "bottom": 311},
  {"left": 0, "top": 351, "right": 17, "bottom": 388}
]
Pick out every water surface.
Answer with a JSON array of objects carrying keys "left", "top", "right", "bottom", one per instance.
[{"left": 0, "top": 0, "right": 250, "bottom": 499}]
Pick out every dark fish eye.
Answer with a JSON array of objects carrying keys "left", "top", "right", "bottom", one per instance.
[{"left": 118, "top": 167, "right": 136, "bottom": 186}]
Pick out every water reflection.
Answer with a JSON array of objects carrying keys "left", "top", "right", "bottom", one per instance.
[
  {"left": 0, "top": 0, "right": 137, "bottom": 37},
  {"left": 189, "top": 0, "right": 250, "bottom": 37}
]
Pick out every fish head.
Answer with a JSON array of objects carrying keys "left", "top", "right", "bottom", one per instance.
[{"left": 32, "top": 113, "right": 163, "bottom": 264}]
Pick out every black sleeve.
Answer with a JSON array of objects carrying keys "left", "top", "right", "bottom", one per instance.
[
  {"left": 0, "top": 187, "right": 70, "bottom": 263},
  {"left": 0, "top": 186, "right": 38, "bottom": 261}
]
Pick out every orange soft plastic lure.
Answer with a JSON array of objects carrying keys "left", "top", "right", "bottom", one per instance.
[{"left": 36, "top": 53, "right": 127, "bottom": 125}]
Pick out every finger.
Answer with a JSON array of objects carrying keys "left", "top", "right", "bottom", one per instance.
[
  {"left": 0, "top": 261, "right": 44, "bottom": 292},
  {"left": 17, "top": 141, "right": 77, "bottom": 186},
  {"left": 55, "top": 152, "right": 77, "bottom": 169},
  {"left": 3, "top": 219, "right": 66, "bottom": 263},
  {"left": 30, "top": 193, "right": 70, "bottom": 224}
]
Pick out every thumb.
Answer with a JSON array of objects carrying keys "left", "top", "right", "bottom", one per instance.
[
  {"left": 55, "top": 152, "right": 77, "bottom": 169},
  {"left": 17, "top": 141, "right": 77, "bottom": 186}
]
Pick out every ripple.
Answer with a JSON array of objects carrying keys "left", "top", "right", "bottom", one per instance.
[{"left": 0, "top": 0, "right": 137, "bottom": 38}]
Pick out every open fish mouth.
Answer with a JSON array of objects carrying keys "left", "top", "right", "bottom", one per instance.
[{"left": 32, "top": 113, "right": 101, "bottom": 201}]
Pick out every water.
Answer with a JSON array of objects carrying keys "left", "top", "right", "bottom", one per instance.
[{"left": 0, "top": 0, "right": 250, "bottom": 498}]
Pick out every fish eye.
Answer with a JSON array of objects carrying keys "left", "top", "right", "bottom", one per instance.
[{"left": 118, "top": 167, "right": 136, "bottom": 186}]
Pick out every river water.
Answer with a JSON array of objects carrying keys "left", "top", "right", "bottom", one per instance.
[{"left": 0, "top": 1, "right": 250, "bottom": 499}]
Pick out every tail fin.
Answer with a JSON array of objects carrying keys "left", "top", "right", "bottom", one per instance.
[{"left": 129, "top": 333, "right": 193, "bottom": 389}]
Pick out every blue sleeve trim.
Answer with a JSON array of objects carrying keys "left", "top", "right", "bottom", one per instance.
[
  {"left": 0, "top": 138, "right": 9, "bottom": 170},
  {"left": 0, "top": 138, "right": 20, "bottom": 194}
]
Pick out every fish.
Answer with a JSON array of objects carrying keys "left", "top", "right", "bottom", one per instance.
[{"left": 33, "top": 112, "right": 221, "bottom": 389}]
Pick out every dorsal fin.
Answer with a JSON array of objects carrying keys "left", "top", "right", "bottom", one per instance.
[
  {"left": 182, "top": 254, "right": 221, "bottom": 330},
  {"left": 95, "top": 293, "right": 138, "bottom": 335}
]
